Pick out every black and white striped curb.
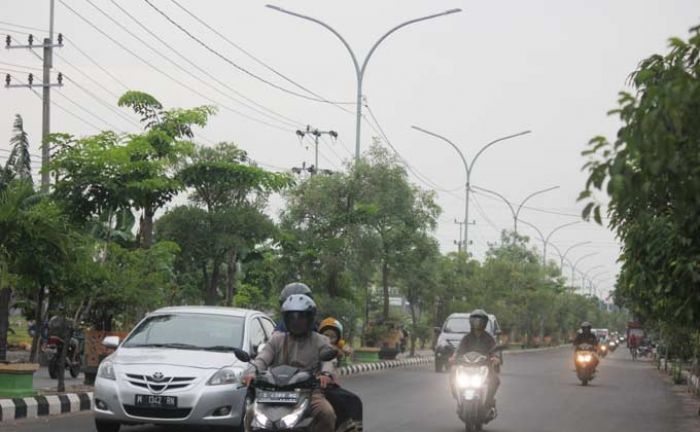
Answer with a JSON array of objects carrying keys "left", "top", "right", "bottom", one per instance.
[
  {"left": 0, "top": 393, "right": 92, "bottom": 422},
  {"left": 338, "top": 356, "right": 433, "bottom": 376}
]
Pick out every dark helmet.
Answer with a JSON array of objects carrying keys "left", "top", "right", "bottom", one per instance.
[
  {"left": 282, "top": 294, "right": 317, "bottom": 337},
  {"left": 279, "top": 282, "right": 313, "bottom": 306},
  {"left": 581, "top": 321, "right": 592, "bottom": 333},
  {"left": 469, "top": 309, "right": 489, "bottom": 332}
]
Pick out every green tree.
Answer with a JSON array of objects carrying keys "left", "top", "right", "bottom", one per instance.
[
  {"left": 2, "top": 115, "right": 33, "bottom": 187},
  {"left": 580, "top": 26, "right": 700, "bottom": 345}
]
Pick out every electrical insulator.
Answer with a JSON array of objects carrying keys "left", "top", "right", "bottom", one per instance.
[
  {"left": 27, "top": 73, "right": 33, "bottom": 86},
  {"left": 329, "top": 130, "right": 338, "bottom": 139},
  {"left": 57, "top": 33, "right": 63, "bottom": 45},
  {"left": 57, "top": 72, "right": 63, "bottom": 85},
  {"left": 5, "top": 74, "right": 10, "bottom": 87},
  {"left": 5, "top": 35, "right": 10, "bottom": 48},
  {"left": 28, "top": 34, "right": 33, "bottom": 46}
]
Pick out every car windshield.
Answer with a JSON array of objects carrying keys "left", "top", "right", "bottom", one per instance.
[
  {"left": 122, "top": 313, "right": 244, "bottom": 351},
  {"left": 444, "top": 318, "right": 471, "bottom": 334}
]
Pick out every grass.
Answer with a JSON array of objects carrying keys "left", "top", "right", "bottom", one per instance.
[{"left": 6, "top": 316, "right": 32, "bottom": 346}]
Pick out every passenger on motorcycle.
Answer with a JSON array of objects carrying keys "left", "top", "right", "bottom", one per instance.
[
  {"left": 450, "top": 309, "right": 501, "bottom": 414},
  {"left": 243, "top": 293, "right": 336, "bottom": 431},
  {"left": 319, "top": 317, "right": 352, "bottom": 364}
]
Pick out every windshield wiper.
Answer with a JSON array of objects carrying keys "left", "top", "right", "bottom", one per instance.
[
  {"left": 201, "top": 345, "right": 237, "bottom": 352},
  {"left": 124, "top": 343, "right": 200, "bottom": 350}
]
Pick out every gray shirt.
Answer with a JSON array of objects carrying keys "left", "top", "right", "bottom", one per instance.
[{"left": 252, "top": 332, "right": 335, "bottom": 375}]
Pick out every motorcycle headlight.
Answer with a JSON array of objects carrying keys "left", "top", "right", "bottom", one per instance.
[
  {"left": 280, "top": 399, "right": 308, "bottom": 428},
  {"left": 207, "top": 367, "right": 240, "bottom": 386},
  {"left": 97, "top": 360, "right": 115, "bottom": 381},
  {"left": 252, "top": 405, "right": 271, "bottom": 428},
  {"left": 576, "top": 354, "right": 592, "bottom": 363},
  {"left": 456, "top": 366, "right": 488, "bottom": 388}
]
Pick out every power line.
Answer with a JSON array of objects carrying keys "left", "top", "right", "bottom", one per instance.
[
  {"left": 59, "top": 0, "right": 294, "bottom": 133},
  {"left": 104, "top": 0, "right": 302, "bottom": 128},
  {"left": 63, "top": 36, "right": 130, "bottom": 91},
  {"left": 0, "top": 61, "right": 43, "bottom": 72},
  {"left": 0, "top": 21, "right": 47, "bottom": 33},
  {"left": 167, "top": 0, "right": 342, "bottom": 105},
  {"left": 61, "top": 75, "right": 141, "bottom": 129},
  {"left": 471, "top": 194, "right": 502, "bottom": 234},
  {"left": 142, "top": 0, "right": 352, "bottom": 106},
  {"left": 54, "top": 89, "right": 123, "bottom": 132},
  {"left": 53, "top": 52, "right": 121, "bottom": 99}
]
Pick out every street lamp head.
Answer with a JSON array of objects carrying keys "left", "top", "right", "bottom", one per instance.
[
  {"left": 265, "top": 4, "right": 284, "bottom": 11},
  {"left": 444, "top": 8, "right": 463, "bottom": 14}
]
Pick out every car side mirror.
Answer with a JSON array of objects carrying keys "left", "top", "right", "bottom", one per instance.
[
  {"left": 102, "top": 336, "right": 120, "bottom": 349},
  {"left": 233, "top": 348, "right": 251, "bottom": 363},
  {"left": 319, "top": 346, "right": 338, "bottom": 362}
]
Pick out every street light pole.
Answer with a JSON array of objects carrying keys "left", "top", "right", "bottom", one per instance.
[
  {"left": 571, "top": 252, "right": 598, "bottom": 291},
  {"left": 267, "top": 5, "right": 461, "bottom": 161},
  {"left": 411, "top": 126, "right": 531, "bottom": 254},
  {"left": 561, "top": 241, "right": 592, "bottom": 271},
  {"left": 543, "top": 221, "right": 581, "bottom": 267},
  {"left": 472, "top": 185, "right": 559, "bottom": 234}
]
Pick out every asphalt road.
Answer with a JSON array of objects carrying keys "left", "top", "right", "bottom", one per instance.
[{"left": 2, "top": 347, "right": 697, "bottom": 432}]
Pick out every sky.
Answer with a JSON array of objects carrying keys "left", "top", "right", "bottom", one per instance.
[{"left": 1, "top": 0, "right": 699, "bottom": 300}]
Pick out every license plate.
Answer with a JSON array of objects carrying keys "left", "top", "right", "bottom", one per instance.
[
  {"left": 257, "top": 391, "right": 299, "bottom": 404},
  {"left": 134, "top": 394, "right": 178, "bottom": 409}
]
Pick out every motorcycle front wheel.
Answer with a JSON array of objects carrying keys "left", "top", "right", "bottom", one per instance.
[{"left": 70, "top": 361, "right": 81, "bottom": 378}]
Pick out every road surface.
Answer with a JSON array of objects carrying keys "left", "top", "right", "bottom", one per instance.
[{"left": 2, "top": 347, "right": 697, "bottom": 431}]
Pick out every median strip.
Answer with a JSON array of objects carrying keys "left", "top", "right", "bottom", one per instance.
[{"left": 0, "top": 392, "right": 92, "bottom": 422}]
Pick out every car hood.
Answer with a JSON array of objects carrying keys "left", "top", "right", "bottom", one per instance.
[{"left": 112, "top": 347, "right": 240, "bottom": 369}]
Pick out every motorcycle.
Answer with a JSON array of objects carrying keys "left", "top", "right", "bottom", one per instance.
[
  {"left": 598, "top": 342, "right": 608, "bottom": 358},
  {"left": 233, "top": 346, "right": 362, "bottom": 431},
  {"left": 452, "top": 345, "right": 504, "bottom": 432},
  {"left": 45, "top": 330, "right": 83, "bottom": 379},
  {"left": 574, "top": 343, "right": 598, "bottom": 386}
]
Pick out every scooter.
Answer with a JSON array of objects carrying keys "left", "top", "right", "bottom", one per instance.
[
  {"left": 452, "top": 345, "right": 505, "bottom": 432},
  {"left": 574, "top": 343, "right": 598, "bottom": 386},
  {"left": 45, "top": 331, "right": 82, "bottom": 379},
  {"left": 233, "top": 346, "right": 362, "bottom": 431}
]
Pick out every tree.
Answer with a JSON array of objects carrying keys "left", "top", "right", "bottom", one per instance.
[
  {"left": 352, "top": 146, "right": 440, "bottom": 319},
  {"left": 580, "top": 26, "right": 700, "bottom": 340},
  {"left": 3, "top": 115, "right": 33, "bottom": 184}
]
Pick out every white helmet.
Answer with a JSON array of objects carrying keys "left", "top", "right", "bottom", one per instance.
[{"left": 282, "top": 294, "right": 317, "bottom": 336}]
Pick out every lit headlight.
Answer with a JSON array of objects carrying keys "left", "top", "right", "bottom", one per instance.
[
  {"left": 456, "top": 366, "right": 488, "bottom": 388},
  {"left": 252, "top": 405, "right": 271, "bottom": 428},
  {"left": 97, "top": 361, "right": 115, "bottom": 380},
  {"left": 601, "top": 345, "right": 607, "bottom": 351},
  {"left": 207, "top": 367, "right": 240, "bottom": 386},
  {"left": 281, "top": 399, "right": 308, "bottom": 428},
  {"left": 576, "top": 354, "right": 592, "bottom": 363}
]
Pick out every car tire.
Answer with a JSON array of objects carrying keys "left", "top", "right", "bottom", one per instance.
[{"left": 95, "top": 419, "right": 121, "bottom": 432}]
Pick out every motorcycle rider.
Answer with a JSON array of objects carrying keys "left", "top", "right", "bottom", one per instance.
[
  {"left": 450, "top": 309, "right": 500, "bottom": 417},
  {"left": 243, "top": 293, "right": 336, "bottom": 431},
  {"left": 573, "top": 322, "right": 599, "bottom": 368}
]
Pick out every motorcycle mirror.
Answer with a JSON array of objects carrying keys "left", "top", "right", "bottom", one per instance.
[
  {"left": 232, "top": 348, "right": 251, "bottom": 363},
  {"left": 102, "top": 336, "right": 120, "bottom": 349},
  {"left": 319, "top": 346, "right": 338, "bottom": 362}
]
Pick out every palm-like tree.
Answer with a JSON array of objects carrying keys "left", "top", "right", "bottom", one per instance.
[{"left": 4, "top": 115, "right": 33, "bottom": 184}]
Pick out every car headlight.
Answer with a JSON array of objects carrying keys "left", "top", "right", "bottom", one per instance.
[
  {"left": 97, "top": 360, "right": 116, "bottom": 380},
  {"left": 207, "top": 367, "right": 240, "bottom": 386},
  {"left": 280, "top": 399, "right": 308, "bottom": 428}
]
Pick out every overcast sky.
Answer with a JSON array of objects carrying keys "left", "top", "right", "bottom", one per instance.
[{"left": 2, "top": 0, "right": 699, "bottom": 298}]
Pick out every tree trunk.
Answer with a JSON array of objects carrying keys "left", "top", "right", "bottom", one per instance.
[
  {"left": 409, "top": 303, "right": 417, "bottom": 357},
  {"left": 56, "top": 320, "right": 72, "bottom": 393},
  {"left": 206, "top": 258, "right": 222, "bottom": 305},
  {"left": 225, "top": 250, "right": 237, "bottom": 307},
  {"left": 361, "top": 284, "right": 369, "bottom": 346},
  {"left": 140, "top": 206, "right": 155, "bottom": 249},
  {"left": 0, "top": 287, "right": 11, "bottom": 361},
  {"left": 29, "top": 285, "right": 45, "bottom": 363},
  {"left": 382, "top": 258, "right": 390, "bottom": 320}
]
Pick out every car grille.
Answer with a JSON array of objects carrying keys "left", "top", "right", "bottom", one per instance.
[
  {"left": 125, "top": 374, "right": 196, "bottom": 393},
  {"left": 123, "top": 405, "right": 192, "bottom": 419}
]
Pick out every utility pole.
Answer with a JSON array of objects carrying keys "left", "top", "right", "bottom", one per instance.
[
  {"left": 296, "top": 125, "right": 338, "bottom": 174},
  {"left": 5, "top": 0, "right": 63, "bottom": 192},
  {"left": 454, "top": 219, "right": 465, "bottom": 253}
]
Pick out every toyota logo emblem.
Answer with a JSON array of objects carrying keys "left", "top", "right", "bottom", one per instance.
[{"left": 152, "top": 372, "right": 165, "bottom": 381}]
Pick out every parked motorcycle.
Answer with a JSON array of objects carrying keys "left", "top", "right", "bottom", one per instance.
[
  {"left": 452, "top": 345, "right": 504, "bottom": 432},
  {"left": 45, "top": 330, "right": 83, "bottom": 379},
  {"left": 574, "top": 343, "right": 598, "bottom": 386},
  {"left": 233, "top": 346, "right": 362, "bottom": 431}
]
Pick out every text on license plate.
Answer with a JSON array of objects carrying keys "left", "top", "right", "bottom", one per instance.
[
  {"left": 135, "top": 394, "right": 178, "bottom": 408},
  {"left": 257, "top": 391, "right": 299, "bottom": 404}
]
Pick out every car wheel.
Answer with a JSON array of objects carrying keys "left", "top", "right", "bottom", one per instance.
[{"left": 94, "top": 419, "right": 121, "bottom": 432}]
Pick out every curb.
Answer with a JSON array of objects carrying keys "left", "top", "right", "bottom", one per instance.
[
  {"left": 339, "top": 356, "right": 433, "bottom": 376},
  {"left": 0, "top": 392, "right": 92, "bottom": 422}
]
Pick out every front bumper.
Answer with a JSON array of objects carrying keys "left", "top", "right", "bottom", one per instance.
[{"left": 94, "top": 376, "right": 246, "bottom": 426}]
